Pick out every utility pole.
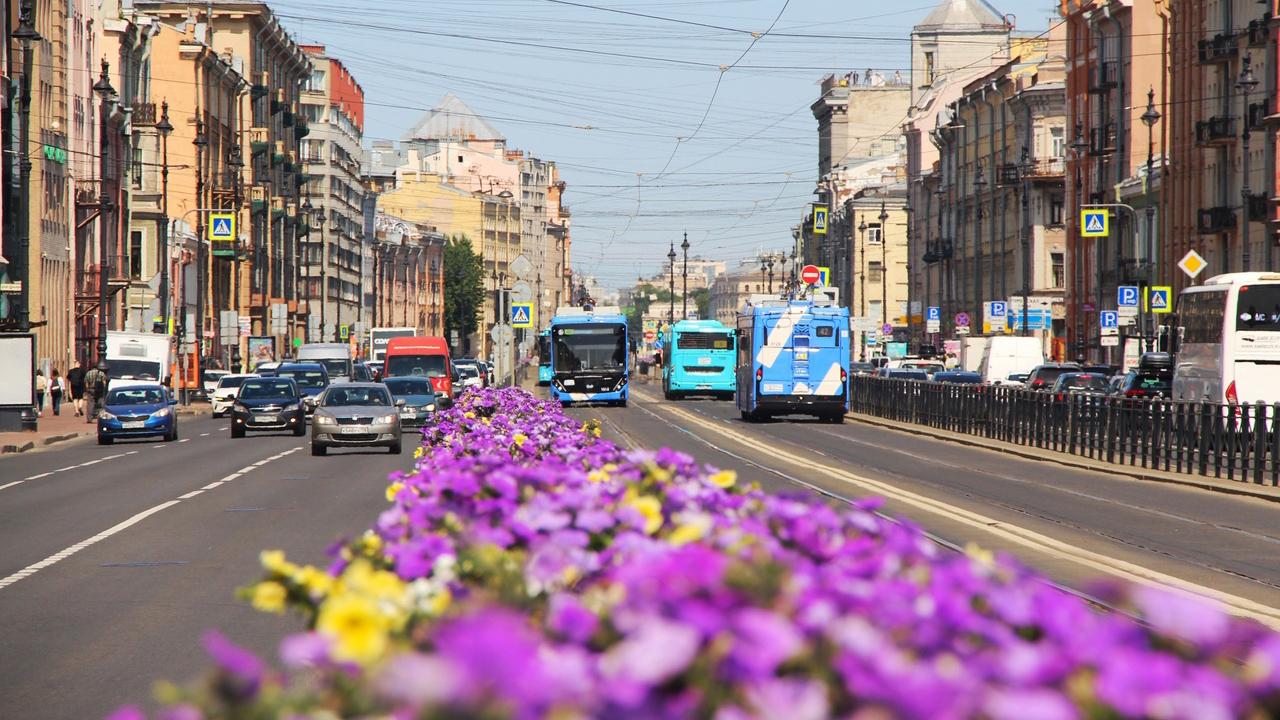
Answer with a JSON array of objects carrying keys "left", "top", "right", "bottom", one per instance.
[
  {"left": 94, "top": 61, "right": 117, "bottom": 370},
  {"left": 1237, "top": 55, "right": 1258, "bottom": 272},
  {"left": 1019, "top": 146, "right": 1031, "bottom": 337},
  {"left": 192, "top": 118, "right": 208, "bottom": 372},
  {"left": 301, "top": 194, "right": 312, "bottom": 343},
  {"left": 1140, "top": 88, "right": 1161, "bottom": 351},
  {"left": 972, "top": 163, "right": 987, "bottom": 326},
  {"left": 13, "top": 0, "right": 40, "bottom": 336},
  {"left": 156, "top": 102, "right": 174, "bottom": 333},
  {"left": 227, "top": 144, "right": 244, "bottom": 371}
]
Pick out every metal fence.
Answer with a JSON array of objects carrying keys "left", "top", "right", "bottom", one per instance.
[{"left": 850, "top": 377, "right": 1280, "bottom": 486}]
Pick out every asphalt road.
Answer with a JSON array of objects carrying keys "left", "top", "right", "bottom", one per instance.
[
  {"left": 0, "top": 412, "right": 414, "bottom": 719},
  {"left": 568, "top": 379, "right": 1280, "bottom": 628}
]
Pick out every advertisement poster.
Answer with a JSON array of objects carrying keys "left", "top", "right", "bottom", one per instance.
[{"left": 247, "top": 336, "right": 275, "bottom": 370}]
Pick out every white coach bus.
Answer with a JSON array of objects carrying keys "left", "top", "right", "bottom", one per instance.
[{"left": 1172, "top": 272, "right": 1280, "bottom": 405}]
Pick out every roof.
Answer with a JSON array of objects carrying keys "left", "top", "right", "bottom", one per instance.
[
  {"left": 402, "top": 93, "right": 504, "bottom": 143},
  {"left": 915, "top": 0, "right": 1008, "bottom": 32}
]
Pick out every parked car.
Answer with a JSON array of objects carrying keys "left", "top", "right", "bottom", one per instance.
[
  {"left": 383, "top": 375, "right": 442, "bottom": 429},
  {"left": 456, "top": 364, "right": 484, "bottom": 390},
  {"left": 274, "top": 362, "right": 330, "bottom": 414},
  {"left": 310, "top": 383, "right": 403, "bottom": 456},
  {"left": 98, "top": 383, "right": 179, "bottom": 445},
  {"left": 1049, "top": 372, "right": 1111, "bottom": 401},
  {"left": 878, "top": 368, "right": 929, "bottom": 381},
  {"left": 230, "top": 377, "right": 307, "bottom": 438},
  {"left": 200, "top": 369, "right": 230, "bottom": 400},
  {"left": 934, "top": 370, "right": 983, "bottom": 385},
  {"left": 210, "top": 373, "right": 258, "bottom": 417},
  {"left": 849, "top": 361, "right": 878, "bottom": 377},
  {"left": 1026, "top": 363, "right": 1082, "bottom": 391}
]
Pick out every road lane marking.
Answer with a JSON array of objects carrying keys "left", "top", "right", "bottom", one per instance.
[
  {"left": 0, "top": 481, "right": 23, "bottom": 491},
  {"left": 202, "top": 482, "right": 225, "bottom": 490},
  {"left": 0, "top": 447, "right": 301, "bottom": 592},
  {"left": 200, "top": 433, "right": 210, "bottom": 437},
  {"left": 25, "top": 472, "right": 52, "bottom": 480},
  {"left": 654, "top": 401, "right": 1280, "bottom": 629},
  {"left": 178, "top": 438, "right": 190, "bottom": 443}
]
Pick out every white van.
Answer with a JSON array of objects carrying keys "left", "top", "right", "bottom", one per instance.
[
  {"left": 981, "top": 336, "right": 1046, "bottom": 385},
  {"left": 297, "top": 343, "right": 353, "bottom": 383}
]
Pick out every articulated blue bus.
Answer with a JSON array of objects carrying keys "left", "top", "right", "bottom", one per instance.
[
  {"left": 537, "top": 329, "right": 552, "bottom": 386},
  {"left": 736, "top": 297, "right": 850, "bottom": 423},
  {"left": 549, "top": 306, "right": 629, "bottom": 407},
  {"left": 662, "top": 319, "right": 736, "bottom": 400}
]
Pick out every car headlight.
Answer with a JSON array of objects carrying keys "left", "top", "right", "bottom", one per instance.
[
  {"left": 283, "top": 403, "right": 300, "bottom": 412},
  {"left": 233, "top": 403, "right": 248, "bottom": 413},
  {"left": 314, "top": 415, "right": 337, "bottom": 426},
  {"left": 99, "top": 411, "right": 116, "bottom": 421},
  {"left": 376, "top": 413, "right": 397, "bottom": 424},
  {"left": 425, "top": 403, "right": 436, "bottom": 412},
  {"left": 151, "top": 408, "right": 171, "bottom": 419}
]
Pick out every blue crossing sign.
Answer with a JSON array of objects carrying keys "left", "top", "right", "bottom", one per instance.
[
  {"left": 510, "top": 303, "right": 534, "bottom": 328},
  {"left": 1100, "top": 310, "right": 1119, "bottom": 329},
  {"left": 1117, "top": 285, "right": 1139, "bottom": 308},
  {"left": 209, "top": 212, "right": 236, "bottom": 242},
  {"left": 1081, "top": 209, "right": 1109, "bottom": 237},
  {"left": 926, "top": 306, "right": 941, "bottom": 322},
  {"left": 1147, "top": 286, "right": 1173, "bottom": 314}
]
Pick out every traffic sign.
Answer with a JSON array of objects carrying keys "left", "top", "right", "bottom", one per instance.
[
  {"left": 339, "top": 324, "right": 349, "bottom": 341},
  {"left": 812, "top": 204, "right": 828, "bottom": 235},
  {"left": 1178, "top": 249, "right": 1208, "bottom": 279},
  {"left": 926, "top": 320, "right": 941, "bottom": 334},
  {"left": 510, "top": 303, "right": 534, "bottom": 328},
  {"left": 209, "top": 212, "right": 237, "bottom": 242},
  {"left": 1101, "top": 335, "right": 1120, "bottom": 347},
  {"left": 926, "top": 306, "right": 941, "bottom": 322},
  {"left": 800, "top": 264, "right": 821, "bottom": 285},
  {"left": 1147, "top": 286, "right": 1173, "bottom": 314},
  {"left": 956, "top": 325, "right": 971, "bottom": 336},
  {"left": 1081, "top": 209, "right": 1109, "bottom": 237},
  {"left": 490, "top": 323, "right": 514, "bottom": 344},
  {"left": 511, "top": 280, "right": 533, "bottom": 303},
  {"left": 955, "top": 312, "right": 970, "bottom": 327},
  {"left": 987, "top": 301, "right": 1008, "bottom": 333},
  {"left": 643, "top": 330, "right": 656, "bottom": 341},
  {"left": 881, "top": 323, "right": 893, "bottom": 335},
  {"left": 1117, "top": 286, "right": 1139, "bottom": 308},
  {"left": 817, "top": 266, "right": 831, "bottom": 287},
  {"left": 1100, "top": 310, "right": 1119, "bottom": 330},
  {"left": 509, "top": 254, "right": 534, "bottom": 280}
]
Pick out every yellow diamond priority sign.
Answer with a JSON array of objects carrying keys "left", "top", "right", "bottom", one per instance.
[{"left": 1178, "top": 249, "right": 1208, "bottom": 280}]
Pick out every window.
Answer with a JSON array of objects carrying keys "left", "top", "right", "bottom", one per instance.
[
  {"left": 1048, "top": 195, "right": 1064, "bottom": 226},
  {"left": 1179, "top": 289, "right": 1227, "bottom": 344},
  {"left": 306, "top": 69, "right": 326, "bottom": 92},
  {"left": 1050, "top": 252, "right": 1065, "bottom": 288},
  {"left": 1050, "top": 126, "right": 1065, "bottom": 157},
  {"left": 925, "top": 51, "right": 935, "bottom": 84},
  {"left": 130, "top": 229, "right": 144, "bottom": 279},
  {"left": 868, "top": 261, "right": 884, "bottom": 283},
  {"left": 867, "top": 223, "right": 883, "bottom": 245},
  {"left": 868, "top": 300, "right": 883, "bottom": 320}
]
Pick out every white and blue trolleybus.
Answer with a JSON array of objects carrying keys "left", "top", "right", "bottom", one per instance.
[
  {"left": 735, "top": 295, "right": 850, "bottom": 423},
  {"left": 549, "top": 305, "right": 629, "bottom": 407}
]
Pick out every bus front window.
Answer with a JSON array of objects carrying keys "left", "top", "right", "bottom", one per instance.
[
  {"left": 385, "top": 355, "right": 447, "bottom": 378},
  {"left": 554, "top": 326, "right": 626, "bottom": 372},
  {"left": 1237, "top": 285, "right": 1280, "bottom": 331}
]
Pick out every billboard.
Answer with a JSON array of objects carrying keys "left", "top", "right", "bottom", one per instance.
[{"left": 247, "top": 336, "right": 276, "bottom": 371}]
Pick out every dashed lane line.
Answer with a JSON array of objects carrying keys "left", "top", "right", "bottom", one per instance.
[
  {"left": 3, "top": 452, "right": 140, "bottom": 493},
  {"left": 0, "top": 447, "right": 300, "bottom": 591}
]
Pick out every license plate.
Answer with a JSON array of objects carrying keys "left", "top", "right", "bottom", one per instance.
[
  {"left": 254, "top": 415, "right": 276, "bottom": 423},
  {"left": 122, "top": 421, "right": 146, "bottom": 429},
  {"left": 400, "top": 412, "right": 415, "bottom": 419},
  {"left": 339, "top": 426, "right": 368, "bottom": 434}
]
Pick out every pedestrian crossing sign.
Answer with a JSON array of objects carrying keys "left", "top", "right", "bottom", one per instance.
[
  {"left": 511, "top": 302, "right": 534, "bottom": 328},
  {"left": 1080, "top": 209, "right": 1109, "bottom": 237},
  {"left": 1146, "top": 286, "right": 1173, "bottom": 314},
  {"left": 812, "top": 205, "right": 828, "bottom": 235},
  {"left": 209, "top": 212, "right": 236, "bottom": 242},
  {"left": 817, "top": 266, "right": 831, "bottom": 287}
]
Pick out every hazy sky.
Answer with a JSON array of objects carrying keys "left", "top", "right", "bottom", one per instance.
[{"left": 272, "top": 0, "right": 1061, "bottom": 289}]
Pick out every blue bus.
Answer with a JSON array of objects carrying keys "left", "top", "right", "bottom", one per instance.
[
  {"left": 549, "top": 306, "right": 629, "bottom": 407},
  {"left": 537, "top": 329, "right": 552, "bottom": 386},
  {"left": 736, "top": 297, "right": 850, "bottom": 423},
  {"left": 662, "top": 319, "right": 736, "bottom": 400}
]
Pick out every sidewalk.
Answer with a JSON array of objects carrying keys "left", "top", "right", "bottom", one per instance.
[{"left": 0, "top": 402, "right": 210, "bottom": 455}]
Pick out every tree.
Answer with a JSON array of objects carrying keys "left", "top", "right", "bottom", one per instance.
[{"left": 443, "top": 235, "right": 485, "bottom": 354}]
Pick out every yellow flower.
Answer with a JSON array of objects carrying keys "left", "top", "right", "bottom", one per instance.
[
  {"left": 250, "top": 581, "right": 288, "bottom": 614},
  {"left": 626, "top": 494, "right": 664, "bottom": 535},
  {"left": 513, "top": 433, "right": 527, "bottom": 447},
  {"left": 385, "top": 482, "right": 404, "bottom": 503},
  {"left": 668, "top": 523, "right": 705, "bottom": 546},
  {"left": 708, "top": 470, "right": 737, "bottom": 489},
  {"left": 964, "top": 542, "right": 995, "bottom": 569},
  {"left": 260, "top": 549, "right": 297, "bottom": 576},
  {"left": 587, "top": 469, "right": 610, "bottom": 484},
  {"left": 464, "top": 411, "right": 476, "bottom": 419},
  {"left": 361, "top": 530, "right": 384, "bottom": 555},
  {"left": 413, "top": 446, "right": 424, "bottom": 460},
  {"left": 593, "top": 426, "right": 602, "bottom": 438},
  {"left": 295, "top": 565, "right": 335, "bottom": 596},
  {"left": 342, "top": 560, "right": 406, "bottom": 603},
  {"left": 316, "top": 593, "right": 390, "bottom": 665},
  {"left": 427, "top": 588, "right": 452, "bottom": 616}
]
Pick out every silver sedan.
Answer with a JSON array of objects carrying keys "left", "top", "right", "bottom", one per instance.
[{"left": 310, "top": 383, "right": 403, "bottom": 456}]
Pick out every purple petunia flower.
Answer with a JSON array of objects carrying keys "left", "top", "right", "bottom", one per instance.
[{"left": 201, "top": 630, "right": 264, "bottom": 696}]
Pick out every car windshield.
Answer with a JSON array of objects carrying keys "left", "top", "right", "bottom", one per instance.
[
  {"left": 216, "top": 376, "right": 250, "bottom": 390},
  {"left": 323, "top": 387, "right": 392, "bottom": 407},
  {"left": 107, "top": 360, "right": 161, "bottom": 381},
  {"left": 1033, "top": 367, "right": 1075, "bottom": 385},
  {"left": 385, "top": 354, "right": 447, "bottom": 378},
  {"left": 1131, "top": 374, "right": 1171, "bottom": 392},
  {"left": 202, "top": 371, "right": 228, "bottom": 383},
  {"left": 1062, "top": 375, "right": 1108, "bottom": 391},
  {"left": 280, "top": 369, "right": 327, "bottom": 388},
  {"left": 239, "top": 381, "right": 296, "bottom": 399},
  {"left": 384, "top": 378, "right": 436, "bottom": 399},
  {"left": 887, "top": 370, "right": 927, "bottom": 380},
  {"left": 458, "top": 366, "right": 479, "bottom": 378},
  {"left": 554, "top": 324, "right": 627, "bottom": 372},
  {"left": 314, "top": 358, "right": 350, "bottom": 377},
  {"left": 106, "top": 388, "right": 166, "bottom": 405}
]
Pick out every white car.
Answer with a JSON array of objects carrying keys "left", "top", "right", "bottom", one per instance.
[
  {"left": 457, "top": 365, "right": 484, "bottom": 390},
  {"left": 210, "top": 373, "right": 259, "bottom": 417}
]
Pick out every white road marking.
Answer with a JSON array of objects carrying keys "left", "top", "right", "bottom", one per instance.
[
  {"left": 0, "top": 481, "right": 24, "bottom": 491},
  {"left": 178, "top": 438, "right": 190, "bottom": 443},
  {"left": 24, "top": 472, "right": 52, "bottom": 480},
  {"left": 202, "top": 481, "right": 225, "bottom": 490},
  {"left": 218, "top": 426, "right": 228, "bottom": 431},
  {"left": 0, "top": 447, "right": 301, "bottom": 592},
  {"left": 200, "top": 433, "right": 210, "bottom": 437}
]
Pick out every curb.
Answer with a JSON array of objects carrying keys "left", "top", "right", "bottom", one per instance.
[
  {"left": 846, "top": 412, "right": 1280, "bottom": 505},
  {"left": 1, "top": 431, "right": 91, "bottom": 456}
]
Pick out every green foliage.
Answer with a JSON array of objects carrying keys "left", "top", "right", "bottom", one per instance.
[{"left": 444, "top": 235, "right": 485, "bottom": 352}]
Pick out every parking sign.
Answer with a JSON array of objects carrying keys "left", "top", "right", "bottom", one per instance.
[
  {"left": 926, "top": 306, "right": 941, "bottom": 322},
  {"left": 1100, "top": 310, "right": 1118, "bottom": 329}
]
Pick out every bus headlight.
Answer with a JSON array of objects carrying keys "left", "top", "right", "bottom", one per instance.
[{"left": 612, "top": 377, "right": 628, "bottom": 391}]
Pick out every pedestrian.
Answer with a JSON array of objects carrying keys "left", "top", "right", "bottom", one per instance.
[
  {"left": 67, "top": 360, "right": 86, "bottom": 416},
  {"left": 34, "top": 370, "right": 46, "bottom": 414},
  {"left": 49, "top": 369, "right": 65, "bottom": 416},
  {"left": 84, "top": 363, "right": 108, "bottom": 422}
]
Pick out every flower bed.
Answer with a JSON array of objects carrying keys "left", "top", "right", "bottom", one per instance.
[{"left": 115, "top": 388, "right": 1280, "bottom": 719}]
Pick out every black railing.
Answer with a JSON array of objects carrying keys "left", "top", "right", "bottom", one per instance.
[{"left": 850, "top": 377, "right": 1280, "bottom": 486}]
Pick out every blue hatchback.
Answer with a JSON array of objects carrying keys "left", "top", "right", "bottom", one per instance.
[{"left": 98, "top": 383, "right": 178, "bottom": 444}]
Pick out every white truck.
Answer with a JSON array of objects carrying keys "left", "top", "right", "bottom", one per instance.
[
  {"left": 106, "top": 331, "right": 172, "bottom": 389},
  {"left": 368, "top": 327, "right": 417, "bottom": 363},
  {"left": 297, "top": 342, "right": 354, "bottom": 382},
  {"left": 980, "top": 336, "right": 1046, "bottom": 385}
]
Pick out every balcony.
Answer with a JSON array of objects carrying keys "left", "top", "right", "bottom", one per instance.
[
  {"left": 132, "top": 102, "right": 157, "bottom": 126},
  {"left": 1198, "top": 33, "right": 1238, "bottom": 64},
  {"left": 1195, "top": 116, "right": 1236, "bottom": 145},
  {"left": 1198, "top": 206, "right": 1236, "bottom": 234},
  {"left": 1027, "top": 158, "right": 1065, "bottom": 178},
  {"left": 1087, "top": 61, "right": 1118, "bottom": 94},
  {"left": 1248, "top": 18, "right": 1270, "bottom": 47},
  {"left": 1248, "top": 101, "right": 1269, "bottom": 131},
  {"left": 1088, "top": 124, "right": 1116, "bottom": 156}
]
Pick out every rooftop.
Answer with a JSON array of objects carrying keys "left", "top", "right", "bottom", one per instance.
[
  {"left": 403, "top": 93, "right": 504, "bottom": 143},
  {"left": 915, "top": 0, "right": 1009, "bottom": 33}
]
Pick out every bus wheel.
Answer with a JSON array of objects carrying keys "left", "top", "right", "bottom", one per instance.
[
  {"left": 740, "top": 409, "right": 756, "bottom": 423},
  {"left": 664, "top": 389, "right": 678, "bottom": 401}
]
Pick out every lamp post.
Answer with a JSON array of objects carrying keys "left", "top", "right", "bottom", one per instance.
[
  {"left": 972, "top": 162, "right": 987, "bottom": 324},
  {"left": 155, "top": 102, "right": 174, "bottom": 334},
  {"left": 1237, "top": 55, "right": 1258, "bottom": 271},
  {"left": 857, "top": 217, "right": 867, "bottom": 319},
  {"left": 300, "top": 195, "right": 313, "bottom": 342},
  {"left": 1070, "top": 125, "right": 1089, "bottom": 361},
  {"left": 1140, "top": 87, "right": 1162, "bottom": 351},
  {"left": 227, "top": 144, "right": 244, "bottom": 371},
  {"left": 192, "top": 118, "right": 208, "bottom": 371},
  {"left": 1018, "top": 146, "right": 1032, "bottom": 337},
  {"left": 680, "top": 232, "right": 689, "bottom": 319},
  {"left": 93, "top": 61, "right": 117, "bottom": 371},
  {"left": 13, "top": 0, "right": 40, "bottom": 336},
  {"left": 767, "top": 257, "right": 775, "bottom": 294},
  {"left": 319, "top": 204, "right": 328, "bottom": 342},
  {"left": 667, "top": 243, "right": 676, "bottom": 325},
  {"left": 879, "top": 202, "right": 889, "bottom": 328}
]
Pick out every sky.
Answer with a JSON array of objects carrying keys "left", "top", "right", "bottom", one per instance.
[{"left": 271, "top": 0, "right": 1061, "bottom": 290}]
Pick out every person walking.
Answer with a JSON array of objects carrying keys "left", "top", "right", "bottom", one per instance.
[
  {"left": 67, "top": 361, "right": 86, "bottom": 416},
  {"left": 49, "top": 369, "right": 65, "bottom": 416},
  {"left": 84, "top": 363, "right": 108, "bottom": 422},
  {"left": 34, "top": 370, "right": 47, "bottom": 414}
]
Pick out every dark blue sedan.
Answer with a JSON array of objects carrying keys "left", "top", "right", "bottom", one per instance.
[{"left": 98, "top": 384, "right": 178, "bottom": 444}]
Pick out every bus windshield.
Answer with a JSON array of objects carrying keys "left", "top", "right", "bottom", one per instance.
[
  {"left": 675, "top": 331, "right": 733, "bottom": 351},
  {"left": 554, "top": 325, "right": 626, "bottom": 372},
  {"left": 385, "top": 354, "right": 448, "bottom": 378},
  {"left": 1236, "top": 284, "right": 1280, "bottom": 331},
  {"left": 538, "top": 334, "right": 551, "bottom": 365}
]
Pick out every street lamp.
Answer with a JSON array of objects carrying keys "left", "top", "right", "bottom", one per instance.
[
  {"left": 857, "top": 217, "right": 868, "bottom": 319},
  {"left": 972, "top": 162, "right": 987, "bottom": 324},
  {"left": 1018, "top": 146, "right": 1032, "bottom": 337},
  {"left": 667, "top": 243, "right": 677, "bottom": 325},
  {"left": 1070, "top": 124, "right": 1089, "bottom": 361},
  {"left": 93, "top": 60, "right": 117, "bottom": 372},
  {"left": 300, "top": 195, "right": 313, "bottom": 342},
  {"left": 1140, "top": 87, "right": 1162, "bottom": 352},
  {"left": 226, "top": 144, "right": 244, "bottom": 371},
  {"left": 767, "top": 257, "right": 775, "bottom": 294},
  {"left": 879, "top": 202, "right": 889, "bottom": 328},
  {"left": 1237, "top": 55, "right": 1259, "bottom": 271},
  {"left": 12, "top": 0, "right": 41, "bottom": 336},
  {"left": 680, "top": 232, "right": 690, "bottom": 319},
  {"left": 192, "top": 118, "right": 208, "bottom": 371},
  {"left": 155, "top": 102, "right": 174, "bottom": 335}
]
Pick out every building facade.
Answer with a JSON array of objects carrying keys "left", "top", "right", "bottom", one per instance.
[{"left": 371, "top": 212, "right": 444, "bottom": 336}]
